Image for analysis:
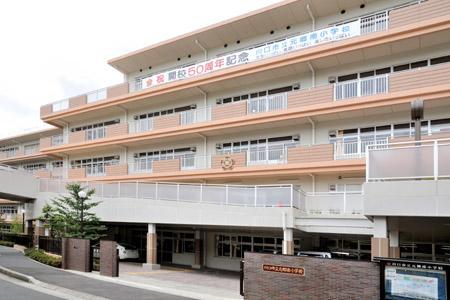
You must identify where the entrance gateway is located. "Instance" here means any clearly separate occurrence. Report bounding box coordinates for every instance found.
[242,253,450,299]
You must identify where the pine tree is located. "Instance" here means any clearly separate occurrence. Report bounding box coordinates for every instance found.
[39,183,106,240]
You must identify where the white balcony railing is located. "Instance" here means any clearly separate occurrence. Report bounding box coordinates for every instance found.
[247,93,288,114]
[129,160,153,174]
[51,134,64,146]
[85,127,106,141]
[359,11,388,35]
[303,192,364,215]
[85,164,107,177]
[180,155,210,170]
[86,88,107,103]
[130,118,154,134]
[334,74,389,100]
[24,144,39,156]
[367,138,450,181]
[334,138,389,159]
[180,107,212,125]
[247,147,289,166]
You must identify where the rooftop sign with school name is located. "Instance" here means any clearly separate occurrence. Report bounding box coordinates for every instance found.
[140,20,361,89]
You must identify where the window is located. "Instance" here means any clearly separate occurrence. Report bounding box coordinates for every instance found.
[217,136,299,154]
[393,64,409,72]
[23,163,47,171]
[52,99,69,112]
[70,119,119,133]
[216,85,297,105]
[411,60,428,69]
[430,55,450,65]
[430,118,450,133]
[24,143,39,155]
[70,156,119,176]
[0,205,18,214]
[174,233,195,254]
[133,105,195,121]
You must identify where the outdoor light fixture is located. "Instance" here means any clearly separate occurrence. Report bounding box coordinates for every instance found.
[78,190,87,199]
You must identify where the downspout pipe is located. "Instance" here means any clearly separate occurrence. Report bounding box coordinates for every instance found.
[307,117,315,145]
[195,39,208,61]
[306,4,315,31]
[307,61,316,88]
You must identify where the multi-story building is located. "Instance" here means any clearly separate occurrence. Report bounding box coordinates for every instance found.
[1,0,449,270]
[0,199,24,232]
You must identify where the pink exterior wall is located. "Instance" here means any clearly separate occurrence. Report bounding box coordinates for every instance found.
[106,123,128,138]
[389,0,450,29]
[106,83,129,99]
[288,144,334,164]
[69,95,87,109]
[68,168,86,179]
[211,152,247,169]
[105,164,128,177]
[153,114,180,130]
[152,159,181,173]
[39,137,52,149]
[390,63,450,93]
[69,131,85,144]
[212,101,247,121]
[288,85,333,109]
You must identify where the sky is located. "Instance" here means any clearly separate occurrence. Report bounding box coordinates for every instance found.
[0,0,280,138]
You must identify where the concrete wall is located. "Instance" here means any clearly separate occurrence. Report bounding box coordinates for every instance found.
[243,252,379,300]
[0,168,39,199]
[364,180,450,217]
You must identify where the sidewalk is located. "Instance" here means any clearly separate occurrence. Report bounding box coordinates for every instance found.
[0,246,243,300]
[0,246,191,300]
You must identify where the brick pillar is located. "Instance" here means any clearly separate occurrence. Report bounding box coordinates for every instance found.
[282,228,294,255]
[192,230,202,269]
[371,216,389,260]
[389,230,400,258]
[143,224,160,270]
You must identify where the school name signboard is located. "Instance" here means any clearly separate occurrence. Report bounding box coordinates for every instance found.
[140,20,361,89]
[262,264,305,276]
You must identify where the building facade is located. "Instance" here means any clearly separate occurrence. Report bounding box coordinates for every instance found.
[1,0,450,270]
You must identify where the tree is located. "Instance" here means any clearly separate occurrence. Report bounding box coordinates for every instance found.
[10,215,24,234]
[39,183,106,240]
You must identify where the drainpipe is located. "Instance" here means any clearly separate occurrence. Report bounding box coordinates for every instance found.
[195,39,208,61]
[307,61,316,88]
[308,174,315,194]
[117,105,128,123]
[306,4,315,31]
[197,133,207,167]
[196,87,208,109]
[307,117,315,145]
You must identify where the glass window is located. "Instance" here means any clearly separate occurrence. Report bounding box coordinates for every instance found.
[430,55,450,65]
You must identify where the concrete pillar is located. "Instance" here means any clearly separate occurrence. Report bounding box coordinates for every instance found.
[389,230,400,258]
[33,220,45,248]
[143,224,160,270]
[192,230,202,269]
[282,228,294,255]
[371,217,389,260]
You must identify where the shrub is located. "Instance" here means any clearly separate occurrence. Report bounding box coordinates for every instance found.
[24,248,62,268]
[0,240,14,247]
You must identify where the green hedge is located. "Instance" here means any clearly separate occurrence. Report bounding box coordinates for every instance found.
[0,240,14,247]
[24,248,62,268]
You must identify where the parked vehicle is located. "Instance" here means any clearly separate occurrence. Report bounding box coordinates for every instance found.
[92,242,139,260]
[297,251,332,258]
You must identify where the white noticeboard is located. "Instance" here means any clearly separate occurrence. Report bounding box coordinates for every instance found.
[389,270,439,300]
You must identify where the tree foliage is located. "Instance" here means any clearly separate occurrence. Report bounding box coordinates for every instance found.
[39,183,106,240]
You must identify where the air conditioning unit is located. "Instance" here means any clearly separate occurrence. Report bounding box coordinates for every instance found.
[329,184,337,192]
[216,143,222,150]
[216,99,222,104]
[292,135,300,142]
[328,130,337,138]
[293,83,300,90]
[328,76,336,84]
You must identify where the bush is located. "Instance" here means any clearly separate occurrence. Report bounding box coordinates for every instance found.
[24,248,62,268]
[0,240,14,247]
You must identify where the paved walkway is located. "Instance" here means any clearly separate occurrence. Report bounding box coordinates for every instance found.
[0,246,191,300]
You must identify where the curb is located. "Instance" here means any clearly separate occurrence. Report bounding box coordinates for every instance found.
[0,265,36,283]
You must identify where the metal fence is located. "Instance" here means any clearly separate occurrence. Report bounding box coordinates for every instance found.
[334,74,389,100]
[0,232,33,248]
[38,236,62,255]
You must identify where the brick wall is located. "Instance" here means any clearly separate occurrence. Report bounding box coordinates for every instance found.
[106,83,129,99]
[244,252,379,300]
[69,95,87,109]
[68,167,86,179]
[69,131,85,144]
[212,101,247,121]
[100,240,118,277]
[390,63,450,93]
[211,152,247,169]
[389,0,449,29]
[288,85,333,109]
[105,164,128,177]
[152,159,180,173]
[153,114,180,130]
[106,123,128,138]
[287,144,333,164]
[62,238,91,272]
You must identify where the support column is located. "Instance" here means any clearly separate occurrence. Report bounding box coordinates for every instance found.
[143,224,160,270]
[282,228,294,255]
[371,216,389,260]
[33,220,45,248]
[389,230,400,258]
[192,230,203,269]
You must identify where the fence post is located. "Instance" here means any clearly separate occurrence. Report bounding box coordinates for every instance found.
[155,182,158,200]
[254,186,258,207]
[200,184,203,203]
[118,182,121,197]
[343,191,347,214]
[136,181,139,199]
[225,185,229,205]
[290,185,294,208]
[434,140,439,180]
[177,184,180,202]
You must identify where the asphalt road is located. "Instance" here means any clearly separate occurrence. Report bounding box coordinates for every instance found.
[0,276,62,300]
[0,246,192,300]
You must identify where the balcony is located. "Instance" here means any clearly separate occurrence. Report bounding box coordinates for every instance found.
[364,138,450,217]
[40,60,450,153]
[39,5,404,118]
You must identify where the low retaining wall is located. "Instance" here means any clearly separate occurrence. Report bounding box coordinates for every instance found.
[243,252,379,300]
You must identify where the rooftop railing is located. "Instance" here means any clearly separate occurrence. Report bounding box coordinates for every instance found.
[366,138,450,181]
